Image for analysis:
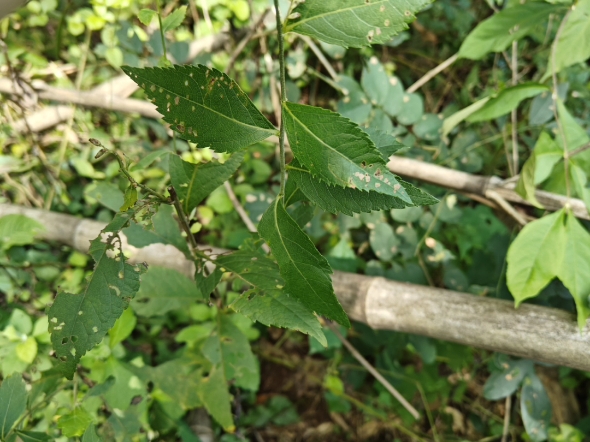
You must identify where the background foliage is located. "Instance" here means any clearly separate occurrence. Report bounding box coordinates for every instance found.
[1,0,590,440]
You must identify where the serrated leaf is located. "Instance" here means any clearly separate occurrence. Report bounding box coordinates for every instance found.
[199,365,234,432]
[122,65,276,153]
[195,267,222,299]
[0,374,27,439]
[169,152,244,213]
[361,126,406,159]
[467,83,549,122]
[123,204,189,256]
[161,5,186,32]
[217,250,326,345]
[548,0,590,78]
[14,430,52,442]
[57,407,93,437]
[0,214,44,250]
[286,0,432,48]
[459,3,564,60]
[202,315,259,390]
[120,185,138,212]
[289,161,436,216]
[258,198,350,327]
[521,373,552,442]
[131,266,202,317]
[283,102,411,203]
[48,212,143,379]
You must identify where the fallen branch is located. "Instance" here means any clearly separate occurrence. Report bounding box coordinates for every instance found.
[2,203,589,371]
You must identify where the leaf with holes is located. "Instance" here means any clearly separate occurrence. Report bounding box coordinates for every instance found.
[217,250,327,345]
[286,0,432,48]
[283,102,412,203]
[48,212,144,379]
[122,65,277,153]
[258,198,350,327]
[289,160,436,215]
[169,152,244,213]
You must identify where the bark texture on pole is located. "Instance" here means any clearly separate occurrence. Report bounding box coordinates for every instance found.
[2,203,589,371]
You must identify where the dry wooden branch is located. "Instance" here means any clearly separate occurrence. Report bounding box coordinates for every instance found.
[2,203,590,371]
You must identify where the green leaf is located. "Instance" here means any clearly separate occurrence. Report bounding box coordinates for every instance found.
[161,5,186,32]
[507,210,566,308]
[84,182,124,212]
[370,222,399,261]
[283,102,411,203]
[57,407,93,437]
[557,101,590,165]
[195,267,222,299]
[483,359,533,400]
[131,266,202,317]
[48,212,143,379]
[396,93,424,126]
[516,145,543,208]
[123,204,189,256]
[361,57,390,107]
[458,3,564,59]
[218,250,326,345]
[549,0,590,78]
[571,165,590,213]
[467,83,549,123]
[442,96,490,139]
[0,374,27,439]
[202,315,259,390]
[122,65,276,152]
[532,132,563,184]
[109,307,136,348]
[169,152,244,213]
[199,365,234,432]
[507,209,590,328]
[0,215,44,250]
[521,373,552,442]
[120,185,138,212]
[138,9,156,26]
[286,0,433,48]
[152,359,202,409]
[14,430,52,442]
[81,425,101,442]
[289,161,436,215]
[258,198,350,327]
[361,126,406,159]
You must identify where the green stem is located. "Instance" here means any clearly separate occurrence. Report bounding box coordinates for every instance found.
[273,0,287,199]
[156,0,168,62]
[168,186,206,261]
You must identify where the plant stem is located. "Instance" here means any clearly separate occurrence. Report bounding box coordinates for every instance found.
[273,0,287,199]
[168,186,203,261]
[156,0,168,62]
[109,150,169,203]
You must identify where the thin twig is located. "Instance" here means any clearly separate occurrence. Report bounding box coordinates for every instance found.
[501,395,512,442]
[226,9,270,74]
[569,142,590,158]
[327,323,421,420]
[511,41,519,175]
[485,190,528,226]
[298,34,338,81]
[407,53,458,94]
[273,0,287,199]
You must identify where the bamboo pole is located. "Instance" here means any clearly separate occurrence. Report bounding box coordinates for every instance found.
[2,203,589,371]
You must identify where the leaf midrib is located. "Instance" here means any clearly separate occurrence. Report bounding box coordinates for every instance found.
[287,0,391,30]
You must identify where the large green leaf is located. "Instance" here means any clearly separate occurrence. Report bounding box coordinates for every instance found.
[289,160,437,215]
[532,132,563,185]
[283,102,411,204]
[258,198,350,327]
[0,215,44,250]
[467,83,549,122]
[202,315,259,390]
[217,250,327,345]
[507,209,590,328]
[48,212,143,379]
[131,266,202,317]
[57,407,93,437]
[286,0,432,48]
[199,365,234,432]
[169,152,244,213]
[549,0,590,78]
[0,374,27,439]
[458,3,565,60]
[122,65,276,152]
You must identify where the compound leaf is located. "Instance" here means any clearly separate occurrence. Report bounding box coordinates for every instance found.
[286,0,432,48]
[48,212,143,379]
[169,152,244,213]
[0,374,27,439]
[217,250,326,345]
[289,160,436,215]
[283,102,411,203]
[258,198,350,327]
[459,3,564,60]
[122,65,276,153]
